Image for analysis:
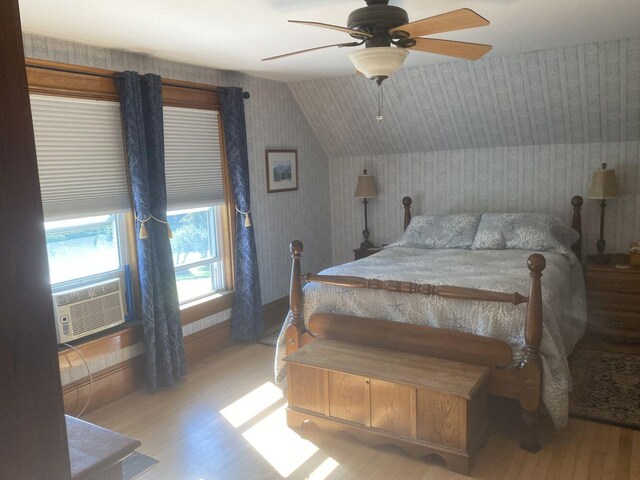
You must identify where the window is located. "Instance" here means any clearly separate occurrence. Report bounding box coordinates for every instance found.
[30,93,132,301]
[167,206,225,303]
[45,214,127,288]
[27,61,233,337]
[163,105,229,305]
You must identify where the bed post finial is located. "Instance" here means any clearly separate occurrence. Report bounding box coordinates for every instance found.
[290,241,304,330]
[525,254,545,350]
[402,196,412,231]
[519,253,545,453]
[571,196,583,259]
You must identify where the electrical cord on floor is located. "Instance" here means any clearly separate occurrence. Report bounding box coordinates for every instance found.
[63,342,93,418]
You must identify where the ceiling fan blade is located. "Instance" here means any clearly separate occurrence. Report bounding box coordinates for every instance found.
[390,8,489,38]
[262,42,360,61]
[408,38,492,60]
[288,20,372,38]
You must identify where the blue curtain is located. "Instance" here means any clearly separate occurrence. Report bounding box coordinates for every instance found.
[220,88,263,341]
[117,71,186,391]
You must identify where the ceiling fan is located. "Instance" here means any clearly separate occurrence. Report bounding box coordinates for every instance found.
[262,0,492,85]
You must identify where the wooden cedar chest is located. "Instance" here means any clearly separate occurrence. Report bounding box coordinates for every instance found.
[284,339,489,474]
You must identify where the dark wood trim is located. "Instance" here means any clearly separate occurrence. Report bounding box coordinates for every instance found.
[163,80,220,110]
[184,321,233,366]
[25,58,221,109]
[59,323,144,370]
[571,195,583,259]
[263,296,290,331]
[63,356,146,417]
[218,114,236,291]
[180,291,235,326]
[63,321,232,415]
[27,59,120,101]
[403,196,412,230]
[60,294,289,415]
[58,290,235,367]
[304,273,528,305]
[1,3,71,477]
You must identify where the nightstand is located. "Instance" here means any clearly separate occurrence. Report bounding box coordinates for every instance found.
[354,247,382,260]
[584,254,640,342]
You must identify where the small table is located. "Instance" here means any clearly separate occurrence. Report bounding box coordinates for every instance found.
[354,247,382,260]
[67,415,140,480]
[584,253,640,342]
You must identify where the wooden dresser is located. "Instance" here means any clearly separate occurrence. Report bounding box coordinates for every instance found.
[584,254,640,342]
[284,339,489,474]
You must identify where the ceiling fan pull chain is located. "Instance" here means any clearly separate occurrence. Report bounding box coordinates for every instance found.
[376,82,384,122]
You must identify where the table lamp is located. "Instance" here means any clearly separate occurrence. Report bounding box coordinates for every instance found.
[587,163,619,261]
[355,169,378,250]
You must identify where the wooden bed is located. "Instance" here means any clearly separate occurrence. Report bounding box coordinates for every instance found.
[285,195,584,453]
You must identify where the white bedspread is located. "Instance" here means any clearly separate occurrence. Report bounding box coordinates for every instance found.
[275,247,587,428]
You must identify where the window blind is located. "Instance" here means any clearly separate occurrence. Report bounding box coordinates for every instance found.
[163,106,225,209]
[30,95,130,219]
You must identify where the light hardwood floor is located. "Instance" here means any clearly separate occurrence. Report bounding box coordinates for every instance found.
[86,343,640,480]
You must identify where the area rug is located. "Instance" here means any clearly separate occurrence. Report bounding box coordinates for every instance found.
[122,451,159,480]
[569,349,640,430]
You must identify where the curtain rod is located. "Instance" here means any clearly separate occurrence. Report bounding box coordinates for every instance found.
[28,63,251,99]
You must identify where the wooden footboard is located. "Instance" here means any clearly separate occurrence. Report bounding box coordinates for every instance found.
[285,195,584,453]
[286,240,546,451]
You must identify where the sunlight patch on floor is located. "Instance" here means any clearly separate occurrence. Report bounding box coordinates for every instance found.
[220,381,283,428]
[242,405,319,477]
[306,457,340,480]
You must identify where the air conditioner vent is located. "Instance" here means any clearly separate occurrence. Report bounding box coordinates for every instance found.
[53,278,125,343]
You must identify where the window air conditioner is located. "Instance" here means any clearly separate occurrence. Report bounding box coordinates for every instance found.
[53,278,125,343]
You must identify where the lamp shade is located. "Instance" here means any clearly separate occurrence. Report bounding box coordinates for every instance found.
[355,170,377,198]
[349,47,408,80]
[587,166,619,199]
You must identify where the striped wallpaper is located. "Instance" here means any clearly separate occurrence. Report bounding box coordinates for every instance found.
[329,142,640,265]
[286,37,640,265]
[289,37,640,157]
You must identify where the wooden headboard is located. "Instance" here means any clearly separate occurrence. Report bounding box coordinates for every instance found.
[401,195,584,259]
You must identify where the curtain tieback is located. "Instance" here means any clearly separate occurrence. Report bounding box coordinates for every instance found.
[235,206,252,227]
[135,213,173,239]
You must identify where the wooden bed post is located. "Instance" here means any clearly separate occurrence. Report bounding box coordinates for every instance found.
[571,195,583,259]
[519,253,546,453]
[402,196,412,231]
[286,240,305,355]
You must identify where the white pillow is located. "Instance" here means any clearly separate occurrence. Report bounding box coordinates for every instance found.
[471,213,579,252]
[388,214,481,249]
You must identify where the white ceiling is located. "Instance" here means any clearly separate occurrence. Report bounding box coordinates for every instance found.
[18,0,640,82]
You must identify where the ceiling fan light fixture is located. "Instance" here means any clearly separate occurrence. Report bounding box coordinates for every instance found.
[348,47,408,83]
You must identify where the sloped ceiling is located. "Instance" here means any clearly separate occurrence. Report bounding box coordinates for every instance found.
[288,37,640,157]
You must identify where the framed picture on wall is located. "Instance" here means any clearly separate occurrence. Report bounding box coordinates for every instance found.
[265,149,298,193]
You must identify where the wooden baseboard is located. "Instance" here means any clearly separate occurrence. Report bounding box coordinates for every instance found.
[184,320,233,366]
[63,355,146,416]
[62,295,288,416]
[263,296,289,332]
[63,321,230,415]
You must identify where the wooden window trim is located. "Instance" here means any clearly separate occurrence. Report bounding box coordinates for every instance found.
[27,58,236,329]
[180,290,235,326]
[25,58,221,109]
